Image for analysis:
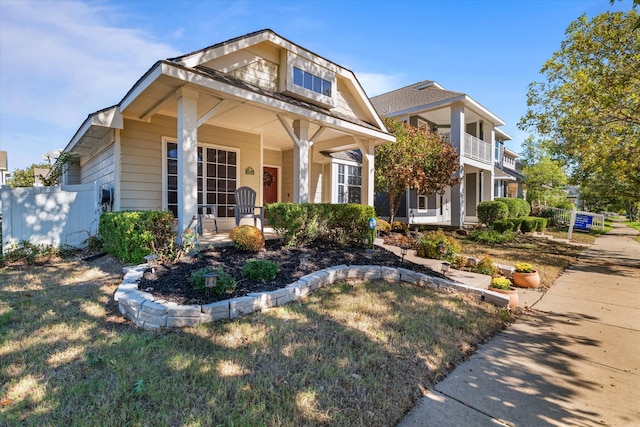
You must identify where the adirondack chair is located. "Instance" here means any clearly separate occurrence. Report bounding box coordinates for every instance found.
[234,186,264,231]
[197,205,218,235]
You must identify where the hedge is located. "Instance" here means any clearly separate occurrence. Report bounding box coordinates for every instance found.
[520,216,538,233]
[493,219,514,233]
[477,201,508,226]
[266,203,376,246]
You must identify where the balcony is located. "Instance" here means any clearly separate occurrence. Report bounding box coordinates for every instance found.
[439,132,492,165]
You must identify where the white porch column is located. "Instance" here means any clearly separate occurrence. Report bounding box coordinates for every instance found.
[293,119,310,203]
[356,138,375,206]
[176,87,199,236]
[488,128,496,201]
[450,104,465,227]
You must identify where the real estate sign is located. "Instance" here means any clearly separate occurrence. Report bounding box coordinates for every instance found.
[574,214,593,230]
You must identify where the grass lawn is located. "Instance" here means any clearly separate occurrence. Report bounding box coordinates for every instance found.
[1,256,506,426]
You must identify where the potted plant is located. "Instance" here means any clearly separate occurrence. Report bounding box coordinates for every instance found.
[512,262,540,288]
[488,277,519,309]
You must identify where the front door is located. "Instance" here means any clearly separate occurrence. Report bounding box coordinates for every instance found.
[263,167,278,207]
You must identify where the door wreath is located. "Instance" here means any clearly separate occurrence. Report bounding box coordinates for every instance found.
[263,170,274,188]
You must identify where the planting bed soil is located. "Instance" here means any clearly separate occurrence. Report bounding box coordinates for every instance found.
[138,239,444,305]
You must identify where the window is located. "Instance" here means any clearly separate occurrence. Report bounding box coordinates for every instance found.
[418,195,427,210]
[337,164,361,204]
[166,142,237,218]
[293,67,332,96]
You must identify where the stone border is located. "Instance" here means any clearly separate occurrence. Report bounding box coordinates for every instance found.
[115,264,510,330]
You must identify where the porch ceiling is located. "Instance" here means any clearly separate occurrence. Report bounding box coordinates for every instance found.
[414,105,483,128]
[119,68,384,153]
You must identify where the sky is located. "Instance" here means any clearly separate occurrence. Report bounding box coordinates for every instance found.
[0,0,634,174]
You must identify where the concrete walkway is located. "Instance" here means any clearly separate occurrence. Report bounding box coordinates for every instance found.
[399,220,640,426]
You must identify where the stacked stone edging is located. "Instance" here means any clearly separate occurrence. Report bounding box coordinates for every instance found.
[115,264,510,330]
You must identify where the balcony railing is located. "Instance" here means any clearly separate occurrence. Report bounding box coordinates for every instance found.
[463,133,492,164]
[439,132,492,164]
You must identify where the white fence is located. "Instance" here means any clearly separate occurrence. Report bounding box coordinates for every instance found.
[544,206,605,231]
[1,183,100,253]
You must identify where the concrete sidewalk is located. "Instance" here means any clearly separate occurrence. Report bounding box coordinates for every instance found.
[399,220,640,426]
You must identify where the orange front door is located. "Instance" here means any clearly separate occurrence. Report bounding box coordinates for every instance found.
[263,167,278,207]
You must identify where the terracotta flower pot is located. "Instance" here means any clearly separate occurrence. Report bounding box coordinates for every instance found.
[512,271,540,288]
[488,286,519,309]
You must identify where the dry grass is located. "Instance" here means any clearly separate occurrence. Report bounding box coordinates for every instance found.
[0,256,507,426]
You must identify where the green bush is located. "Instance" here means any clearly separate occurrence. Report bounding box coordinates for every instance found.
[534,217,548,232]
[229,225,265,252]
[390,221,409,233]
[469,230,516,244]
[506,217,523,232]
[266,203,376,246]
[469,255,497,276]
[242,259,279,282]
[514,198,531,217]
[493,219,514,233]
[190,267,237,295]
[415,229,461,262]
[99,211,176,264]
[477,201,508,226]
[495,198,519,218]
[520,217,538,233]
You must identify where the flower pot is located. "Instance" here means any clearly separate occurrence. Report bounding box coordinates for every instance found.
[488,286,519,309]
[512,271,540,288]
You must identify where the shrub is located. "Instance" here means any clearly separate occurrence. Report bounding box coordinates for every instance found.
[377,219,391,233]
[415,229,461,262]
[506,217,523,232]
[520,217,538,233]
[267,203,376,246]
[534,217,548,232]
[470,255,497,276]
[99,211,176,263]
[495,198,519,218]
[390,221,409,233]
[469,230,516,244]
[493,219,514,233]
[477,201,508,226]
[491,277,512,290]
[229,225,265,252]
[513,198,531,217]
[241,259,279,282]
[451,255,468,270]
[190,267,237,295]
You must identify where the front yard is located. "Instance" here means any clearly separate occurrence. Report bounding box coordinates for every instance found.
[0,229,592,426]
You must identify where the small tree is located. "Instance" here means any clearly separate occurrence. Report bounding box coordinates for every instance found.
[8,163,49,188]
[376,117,460,223]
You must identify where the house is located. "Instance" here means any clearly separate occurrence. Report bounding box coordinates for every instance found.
[370,80,512,227]
[0,151,8,186]
[494,142,524,199]
[55,29,394,234]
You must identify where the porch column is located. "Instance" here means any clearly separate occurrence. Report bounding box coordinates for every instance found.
[450,104,465,227]
[176,87,199,237]
[488,128,496,201]
[293,119,310,203]
[356,138,375,206]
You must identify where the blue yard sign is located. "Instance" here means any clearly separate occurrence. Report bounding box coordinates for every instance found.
[574,214,593,230]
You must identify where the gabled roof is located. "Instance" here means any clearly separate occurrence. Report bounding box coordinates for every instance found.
[371,80,506,127]
[370,80,465,115]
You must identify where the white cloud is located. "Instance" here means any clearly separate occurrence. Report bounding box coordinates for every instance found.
[355,71,405,97]
[0,0,179,169]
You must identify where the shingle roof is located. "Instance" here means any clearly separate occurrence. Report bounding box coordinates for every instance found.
[370,80,465,115]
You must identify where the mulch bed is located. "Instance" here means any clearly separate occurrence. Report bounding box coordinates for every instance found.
[138,239,444,305]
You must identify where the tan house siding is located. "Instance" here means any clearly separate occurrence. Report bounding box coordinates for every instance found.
[310,161,323,203]
[282,149,294,203]
[81,142,115,186]
[263,149,282,167]
[229,59,279,91]
[118,115,263,211]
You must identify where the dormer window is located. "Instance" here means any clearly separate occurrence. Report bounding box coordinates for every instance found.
[280,52,336,108]
[293,67,332,97]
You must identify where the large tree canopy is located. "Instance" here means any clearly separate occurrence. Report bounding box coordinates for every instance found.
[375,117,460,223]
[519,10,640,208]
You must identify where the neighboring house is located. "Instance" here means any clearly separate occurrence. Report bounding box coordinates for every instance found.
[0,151,8,186]
[54,29,394,233]
[494,142,524,199]
[371,80,512,227]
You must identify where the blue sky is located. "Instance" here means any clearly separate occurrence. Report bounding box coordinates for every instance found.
[0,0,633,173]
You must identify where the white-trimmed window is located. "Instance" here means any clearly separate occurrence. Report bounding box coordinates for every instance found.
[166,142,238,218]
[281,52,336,108]
[337,164,361,204]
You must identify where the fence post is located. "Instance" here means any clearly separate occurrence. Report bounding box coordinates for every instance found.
[568,207,577,241]
[1,185,12,254]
